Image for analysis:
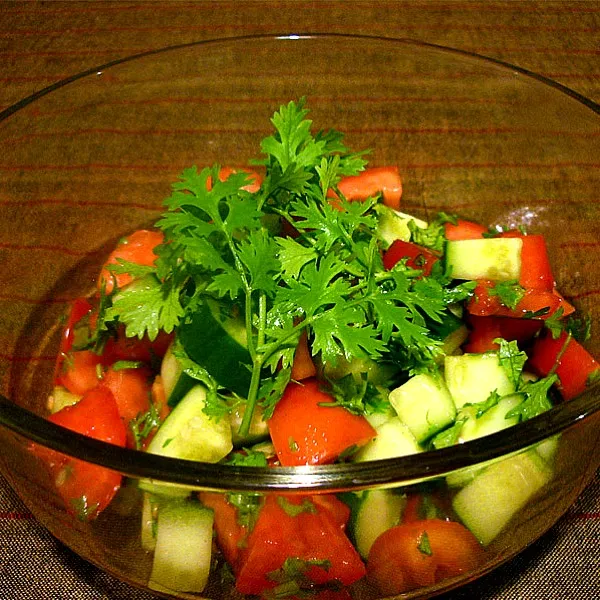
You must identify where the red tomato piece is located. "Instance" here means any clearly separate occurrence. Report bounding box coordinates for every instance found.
[467,281,567,320]
[367,519,484,596]
[199,492,249,569]
[444,219,487,241]
[212,166,263,193]
[527,330,600,400]
[103,325,173,364]
[498,231,555,291]
[328,166,402,209]
[383,239,439,276]
[56,349,104,395]
[290,330,317,381]
[463,315,543,353]
[235,495,366,595]
[98,229,164,294]
[268,379,376,466]
[102,365,153,447]
[38,386,126,519]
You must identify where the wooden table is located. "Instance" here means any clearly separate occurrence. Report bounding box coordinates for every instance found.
[1,2,598,599]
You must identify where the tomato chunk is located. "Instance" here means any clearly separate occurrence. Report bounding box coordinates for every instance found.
[444,219,487,241]
[55,349,104,395]
[367,519,484,595]
[37,386,127,519]
[328,166,402,209]
[269,379,376,466]
[463,315,543,353]
[98,229,163,294]
[290,330,317,381]
[102,365,153,447]
[498,231,555,291]
[528,330,600,400]
[383,239,439,276]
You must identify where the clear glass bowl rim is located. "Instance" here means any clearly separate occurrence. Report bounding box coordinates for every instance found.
[0,33,599,493]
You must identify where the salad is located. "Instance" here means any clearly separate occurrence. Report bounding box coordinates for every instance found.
[38,99,599,598]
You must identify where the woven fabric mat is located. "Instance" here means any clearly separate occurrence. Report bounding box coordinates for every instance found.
[0,2,598,599]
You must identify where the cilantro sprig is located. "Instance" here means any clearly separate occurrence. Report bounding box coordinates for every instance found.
[98,99,457,435]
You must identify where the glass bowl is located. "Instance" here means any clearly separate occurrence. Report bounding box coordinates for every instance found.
[0,34,599,599]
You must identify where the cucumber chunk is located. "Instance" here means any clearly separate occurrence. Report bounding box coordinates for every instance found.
[376,205,427,247]
[146,385,233,462]
[149,500,214,594]
[444,353,515,408]
[160,342,195,407]
[389,372,456,443]
[141,492,158,552]
[452,450,552,545]
[352,489,407,559]
[445,237,523,281]
[445,393,524,488]
[354,417,422,462]
[459,393,523,443]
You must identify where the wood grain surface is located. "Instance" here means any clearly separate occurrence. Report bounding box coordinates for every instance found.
[0,2,598,600]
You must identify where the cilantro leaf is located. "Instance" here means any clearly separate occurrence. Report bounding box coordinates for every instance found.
[506,375,556,422]
[488,280,525,310]
[496,338,527,388]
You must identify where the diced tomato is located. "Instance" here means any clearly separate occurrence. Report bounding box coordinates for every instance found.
[55,349,104,395]
[527,330,600,400]
[102,365,153,447]
[498,231,554,291]
[290,331,317,381]
[463,315,543,353]
[367,519,484,596]
[268,378,376,466]
[98,229,164,294]
[199,492,249,568]
[103,325,173,364]
[327,167,402,210]
[383,239,439,276]
[211,166,263,193]
[235,495,366,595]
[311,494,352,531]
[444,219,487,241]
[59,298,94,355]
[53,298,95,382]
[37,386,126,519]
[467,281,568,320]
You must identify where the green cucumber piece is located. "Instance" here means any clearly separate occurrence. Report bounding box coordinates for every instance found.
[452,450,553,545]
[389,372,456,443]
[141,492,158,552]
[321,355,397,386]
[149,500,214,594]
[376,205,427,247]
[179,300,252,398]
[460,393,523,442]
[444,353,515,409]
[146,385,233,462]
[352,489,406,559]
[445,393,524,488]
[229,404,270,447]
[354,416,422,462]
[445,237,523,281]
[160,342,195,407]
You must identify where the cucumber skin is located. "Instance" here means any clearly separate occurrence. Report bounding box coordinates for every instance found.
[179,301,253,398]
